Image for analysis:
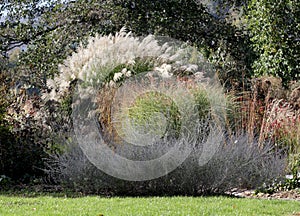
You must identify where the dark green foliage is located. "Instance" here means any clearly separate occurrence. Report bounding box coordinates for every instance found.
[0,120,47,181]
[0,68,13,178]
[247,0,300,87]
[116,0,255,89]
[1,0,126,87]
[0,175,12,190]
[1,0,255,89]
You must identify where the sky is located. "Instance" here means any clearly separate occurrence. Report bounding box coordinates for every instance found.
[0,0,69,22]
[0,6,7,23]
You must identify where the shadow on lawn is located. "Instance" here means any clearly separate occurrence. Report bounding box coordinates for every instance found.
[0,184,243,199]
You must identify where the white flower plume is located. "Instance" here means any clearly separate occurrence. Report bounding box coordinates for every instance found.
[43,27,212,101]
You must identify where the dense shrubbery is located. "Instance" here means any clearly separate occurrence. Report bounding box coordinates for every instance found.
[0,0,299,195]
[0,60,55,181]
[0,69,13,179]
[46,131,285,195]
[40,30,287,195]
[247,0,300,86]
[1,0,256,90]
[0,72,48,181]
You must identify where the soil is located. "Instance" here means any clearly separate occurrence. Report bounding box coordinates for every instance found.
[226,188,300,201]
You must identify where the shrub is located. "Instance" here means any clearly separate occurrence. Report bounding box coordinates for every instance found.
[0,175,12,190]
[0,76,46,180]
[46,129,286,195]
[126,91,182,139]
[0,70,16,179]
[3,104,48,181]
[247,0,300,86]
[114,79,214,141]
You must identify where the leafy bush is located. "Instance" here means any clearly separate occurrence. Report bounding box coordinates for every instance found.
[0,175,12,190]
[0,70,58,181]
[0,77,45,180]
[247,0,300,86]
[0,70,14,178]
[2,109,48,181]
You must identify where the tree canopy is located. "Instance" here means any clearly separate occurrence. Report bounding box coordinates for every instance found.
[247,0,300,86]
[1,0,255,89]
[1,0,126,85]
[0,0,299,88]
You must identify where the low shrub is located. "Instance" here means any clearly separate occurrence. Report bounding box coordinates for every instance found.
[1,79,61,181]
[46,130,286,195]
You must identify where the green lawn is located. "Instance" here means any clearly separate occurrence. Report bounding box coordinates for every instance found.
[0,195,300,216]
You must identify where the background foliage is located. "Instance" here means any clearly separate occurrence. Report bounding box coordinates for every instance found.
[247,0,300,87]
[1,0,255,89]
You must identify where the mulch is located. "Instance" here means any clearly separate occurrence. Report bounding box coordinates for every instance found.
[226,188,300,201]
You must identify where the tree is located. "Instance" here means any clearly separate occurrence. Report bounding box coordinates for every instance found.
[1,0,126,86]
[1,0,254,89]
[115,0,255,89]
[247,0,300,87]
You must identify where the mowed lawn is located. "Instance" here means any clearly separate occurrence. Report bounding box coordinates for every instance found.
[1,195,300,216]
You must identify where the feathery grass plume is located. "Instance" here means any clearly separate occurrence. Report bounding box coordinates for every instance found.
[44,27,177,101]
[43,27,219,102]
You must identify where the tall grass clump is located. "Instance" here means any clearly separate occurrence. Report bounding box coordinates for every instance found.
[260,99,300,176]
[226,76,300,191]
